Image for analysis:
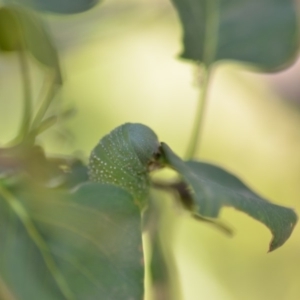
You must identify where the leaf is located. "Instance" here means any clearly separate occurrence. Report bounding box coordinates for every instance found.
[11,0,100,14]
[0,182,144,299]
[0,7,21,51]
[0,5,62,83]
[0,275,15,300]
[161,143,298,251]
[63,159,89,188]
[170,0,299,70]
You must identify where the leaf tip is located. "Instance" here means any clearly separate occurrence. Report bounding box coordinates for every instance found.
[268,209,298,252]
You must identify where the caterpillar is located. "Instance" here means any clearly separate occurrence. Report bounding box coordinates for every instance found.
[88,123,162,207]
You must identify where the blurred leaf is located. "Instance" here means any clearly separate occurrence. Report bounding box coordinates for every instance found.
[0,144,88,189]
[0,275,15,300]
[0,7,21,51]
[0,182,144,299]
[63,159,89,188]
[0,145,65,185]
[161,143,298,251]
[11,0,100,14]
[0,5,62,82]
[171,0,299,70]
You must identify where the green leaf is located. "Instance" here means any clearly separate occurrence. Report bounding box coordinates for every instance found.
[0,7,21,51]
[63,159,89,188]
[0,182,144,299]
[11,0,100,14]
[161,143,298,251]
[171,0,299,70]
[0,5,62,82]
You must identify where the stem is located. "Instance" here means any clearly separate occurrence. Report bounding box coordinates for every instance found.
[185,65,211,159]
[17,49,32,141]
[185,0,219,159]
[31,71,59,131]
[147,195,182,300]
[0,184,74,300]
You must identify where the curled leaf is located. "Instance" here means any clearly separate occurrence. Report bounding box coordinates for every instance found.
[161,142,298,251]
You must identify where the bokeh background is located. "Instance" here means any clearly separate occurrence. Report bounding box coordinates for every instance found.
[1,0,300,299]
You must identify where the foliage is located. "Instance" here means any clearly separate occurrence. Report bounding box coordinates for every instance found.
[171,0,298,70]
[0,0,299,299]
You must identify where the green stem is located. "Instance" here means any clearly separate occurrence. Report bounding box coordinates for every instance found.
[31,71,59,131]
[185,66,211,159]
[17,49,32,141]
[185,0,219,159]
[0,184,74,300]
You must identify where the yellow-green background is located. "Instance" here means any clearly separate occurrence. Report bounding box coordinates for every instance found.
[1,0,300,299]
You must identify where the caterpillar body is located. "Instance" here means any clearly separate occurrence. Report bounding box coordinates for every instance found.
[89,123,161,207]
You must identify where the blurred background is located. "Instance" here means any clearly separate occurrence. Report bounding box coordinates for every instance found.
[1,0,300,299]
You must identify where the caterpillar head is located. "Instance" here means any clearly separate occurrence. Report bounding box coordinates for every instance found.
[126,123,160,165]
[88,123,162,207]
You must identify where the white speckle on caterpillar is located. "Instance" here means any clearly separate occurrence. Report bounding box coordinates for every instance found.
[88,123,161,206]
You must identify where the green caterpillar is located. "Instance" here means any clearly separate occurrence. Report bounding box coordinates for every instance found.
[89,123,161,207]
